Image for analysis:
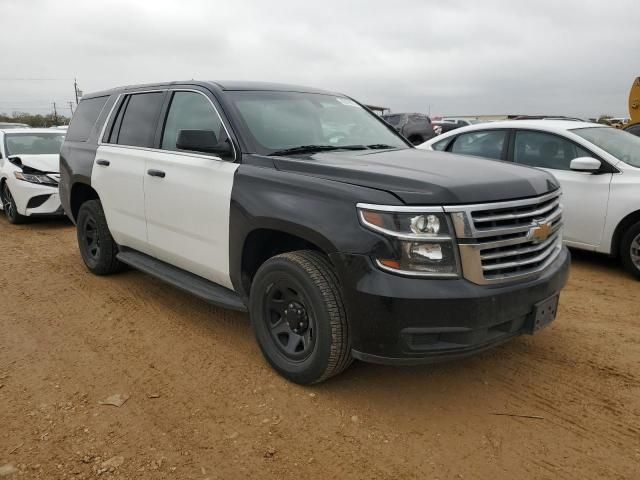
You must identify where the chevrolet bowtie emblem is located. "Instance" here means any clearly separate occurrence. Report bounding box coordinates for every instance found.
[529,221,552,243]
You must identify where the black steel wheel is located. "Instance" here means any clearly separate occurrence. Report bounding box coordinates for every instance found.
[1,182,26,224]
[76,199,123,275]
[250,250,352,384]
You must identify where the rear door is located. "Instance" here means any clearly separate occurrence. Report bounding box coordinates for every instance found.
[511,129,612,248]
[143,90,238,289]
[92,91,165,253]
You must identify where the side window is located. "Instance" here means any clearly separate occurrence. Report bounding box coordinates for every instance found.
[66,96,108,142]
[432,138,450,151]
[450,130,506,160]
[626,125,640,137]
[110,92,164,148]
[161,91,228,156]
[514,130,593,171]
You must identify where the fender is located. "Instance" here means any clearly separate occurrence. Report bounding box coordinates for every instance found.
[228,159,402,296]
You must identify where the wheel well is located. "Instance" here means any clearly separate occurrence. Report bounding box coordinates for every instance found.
[241,229,323,295]
[611,210,640,257]
[70,183,99,221]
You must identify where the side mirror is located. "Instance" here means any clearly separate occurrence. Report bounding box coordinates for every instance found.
[176,130,232,158]
[570,157,601,173]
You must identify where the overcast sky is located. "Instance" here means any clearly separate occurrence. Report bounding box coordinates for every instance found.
[2,0,637,118]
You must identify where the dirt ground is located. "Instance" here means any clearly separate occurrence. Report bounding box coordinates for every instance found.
[0,216,638,480]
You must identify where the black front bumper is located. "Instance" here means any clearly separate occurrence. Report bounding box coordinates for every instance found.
[329,246,570,365]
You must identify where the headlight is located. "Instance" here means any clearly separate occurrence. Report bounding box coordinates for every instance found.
[14,171,58,186]
[357,204,460,277]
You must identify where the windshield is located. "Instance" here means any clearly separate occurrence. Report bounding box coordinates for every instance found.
[227,91,408,154]
[5,132,65,156]
[572,127,640,168]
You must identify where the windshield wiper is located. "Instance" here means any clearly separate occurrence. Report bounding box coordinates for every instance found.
[366,144,398,150]
[268,145,368,156]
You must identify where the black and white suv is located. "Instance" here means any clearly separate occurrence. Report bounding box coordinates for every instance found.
[60,81,570,384]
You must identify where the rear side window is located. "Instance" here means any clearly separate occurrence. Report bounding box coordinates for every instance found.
[109,92,164,148]
[66,96,108,142]
[450,130,506,160]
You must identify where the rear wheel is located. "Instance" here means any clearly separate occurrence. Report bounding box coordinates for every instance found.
[621,221,640,280]
[1,182,27,224]
[76,199,123,275]
[249,250,352,384]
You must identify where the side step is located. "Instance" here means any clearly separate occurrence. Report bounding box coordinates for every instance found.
[116,249,247,312]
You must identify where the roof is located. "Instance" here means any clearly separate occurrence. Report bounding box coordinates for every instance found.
[83,80,339,99]
[451,119,604,133]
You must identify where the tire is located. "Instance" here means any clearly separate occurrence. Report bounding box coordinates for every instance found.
[249,250,352,384]
[620,220,640,280]
[76,199,123,275]
[1,182,27,224]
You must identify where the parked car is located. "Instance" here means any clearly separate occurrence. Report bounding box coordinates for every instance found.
[381,113,437,145]
[419,120,640,278]
[60,81,569,384]
[441,117,484,127]
[0,122,30,129]
[432,121,462,135]
[0,128,66,223]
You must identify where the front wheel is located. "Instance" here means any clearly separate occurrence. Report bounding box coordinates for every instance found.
[249,250,352,384]
[621,221,640,280]
[1,182,27,224]
[76,199,123,275]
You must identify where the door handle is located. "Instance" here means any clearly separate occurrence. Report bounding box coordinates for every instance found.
[147,169,166,178]
[96,160,110,166]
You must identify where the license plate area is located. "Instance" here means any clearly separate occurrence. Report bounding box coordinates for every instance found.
[529,294,559,334]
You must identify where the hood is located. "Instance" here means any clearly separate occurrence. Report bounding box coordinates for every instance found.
[10,154,60,173]
[270,148,559,205]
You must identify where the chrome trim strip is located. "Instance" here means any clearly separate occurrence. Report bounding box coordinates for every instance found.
[472,198,560,223]
[97,88,237,162]
[442,189,561,214]
[480,231,560,260]
[356,203,445,213]
[482,241,559,271]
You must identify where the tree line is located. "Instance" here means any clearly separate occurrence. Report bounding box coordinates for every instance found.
[0,112,70,128]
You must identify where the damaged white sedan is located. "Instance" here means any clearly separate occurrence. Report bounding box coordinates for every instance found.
[0,128,65,223]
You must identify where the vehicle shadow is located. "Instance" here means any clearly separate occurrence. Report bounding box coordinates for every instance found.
[0,214,73,230]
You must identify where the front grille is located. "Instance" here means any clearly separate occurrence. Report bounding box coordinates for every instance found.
[445,190,563,285]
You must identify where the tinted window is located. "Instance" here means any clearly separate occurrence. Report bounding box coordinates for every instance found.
[514,130,593,170]
[625,124,640,137]
[66,96,108,142]
[113,92,164,148]
[161,91,226,155]
[450,130,506,160]
[432,138,450,151]
[573,126,640,168]
[382,114,406,127]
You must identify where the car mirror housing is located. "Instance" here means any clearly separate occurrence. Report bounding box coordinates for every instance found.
[570,157,601,173]
[176,129,232,158]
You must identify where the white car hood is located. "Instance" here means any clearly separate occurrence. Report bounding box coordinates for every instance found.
[12,154,60,173]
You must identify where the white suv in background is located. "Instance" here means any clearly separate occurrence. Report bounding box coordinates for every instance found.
[419,120,640,278]
[0,128,66,223]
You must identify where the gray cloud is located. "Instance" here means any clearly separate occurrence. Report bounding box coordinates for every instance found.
[2,0,637,118]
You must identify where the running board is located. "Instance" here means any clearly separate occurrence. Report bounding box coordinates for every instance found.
[116,249,247,312]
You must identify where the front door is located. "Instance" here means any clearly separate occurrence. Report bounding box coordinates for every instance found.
[143,90,238,290]
[512,129,612,248]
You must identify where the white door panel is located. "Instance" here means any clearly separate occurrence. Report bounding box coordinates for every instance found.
[92,145,152,254]
[143,150,238,290]
[543,168,612,247]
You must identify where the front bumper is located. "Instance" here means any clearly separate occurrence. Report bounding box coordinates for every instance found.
[6,178,63,217]
[329,246,570,365]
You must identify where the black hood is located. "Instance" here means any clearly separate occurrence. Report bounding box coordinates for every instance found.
[270,148,559,205]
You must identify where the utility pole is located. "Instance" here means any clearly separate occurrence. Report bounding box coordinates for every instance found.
[52,102,58,125]
[74,78,80,104]
[68,101,74,117]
